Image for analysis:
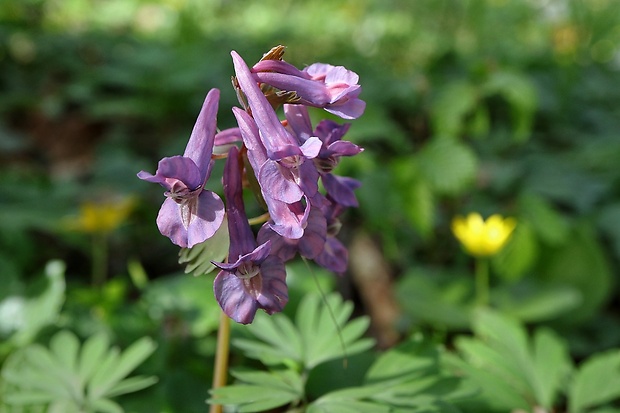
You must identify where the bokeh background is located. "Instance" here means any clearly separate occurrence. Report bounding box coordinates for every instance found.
[2,0,620,411]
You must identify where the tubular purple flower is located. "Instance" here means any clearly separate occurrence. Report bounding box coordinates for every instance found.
[212,146,288,324]
[232,107,310,239]
[314,197,350,274]
[231,51,321,204]
[137,89,225,248]
[284,104,363,207]
[257,203,327,262]
[252,61,366,120]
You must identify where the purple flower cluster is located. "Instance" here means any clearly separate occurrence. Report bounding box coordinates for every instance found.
[138,46,364,324]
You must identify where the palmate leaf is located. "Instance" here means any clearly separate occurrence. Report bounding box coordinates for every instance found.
[178,216,229,276]
[569,350,620,413]
[208,369,303,413]
[307,384,391,413]
[365,336,474,412]
[232,293,374,370]
[88,336,157,400]
[450,309,572,411]
[1,330,157,413]
[0,261,66,348]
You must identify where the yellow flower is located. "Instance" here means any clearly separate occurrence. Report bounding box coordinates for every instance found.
[66,198,135,234]
[451,212,516,257]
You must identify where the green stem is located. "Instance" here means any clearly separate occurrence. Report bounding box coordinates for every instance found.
[475,257,490,307]
[92,232,108,287]
[210,309,231,413]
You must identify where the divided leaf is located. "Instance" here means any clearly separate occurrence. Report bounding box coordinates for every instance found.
[569,350,620,413]
[208,369,303,413]
[452,309,571,411]
[233,293,374,371]
[1,330,157,413]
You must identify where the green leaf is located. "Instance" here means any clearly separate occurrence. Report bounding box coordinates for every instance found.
[50,331,80,376]
[416,137,478,196]
[21,345,75,398]
[531,328,572,409]
[492,220,538,281]
[445,352,530,412]
[4,260,66,347]
[233,313,303,367]
[467,106,490,139]
[395,268,474,329]
[569,350,620,413]
[472,310,532,377]
[90,397,123,413]
[482,70,537,142]
[105,375,159,398]
[86,347,120,400]
[231,369,304,394]
[452,310,571,411]
[178,216,229,276]
[3,391,58,405]
[540,222,613,324]
[519,193,570,246]
[404,177,435,238]
[88,336,156,399]
[309,385,391,413]
[493,280,582,323]
[431,80,479,138]
[208,369,303,413]
[235,293,373,371]
[1,331,157,411]
[308,399,390,413]
[142,273,221,336]
[78,332,110,383]
[366,336,439,385]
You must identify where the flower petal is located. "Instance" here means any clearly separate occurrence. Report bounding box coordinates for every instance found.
[259,160,304,203]
[186,190,225,247]
[183,89,219,179]
[255,255,289,314]
[213,271,259,324]
[315,237,348,274]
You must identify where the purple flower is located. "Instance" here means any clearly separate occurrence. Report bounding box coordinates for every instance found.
[212,146,288,324]
[232,51,321,204]
[252,59,366,120]
[314,197,351,274]
[284,104,363,207]
[137,89,225,248]
[257,202,327,262]
[232,106,310,239]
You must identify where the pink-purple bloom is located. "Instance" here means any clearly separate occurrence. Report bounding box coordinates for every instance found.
[138,46,365,324]
[232,51,321,204]
[284,104,363,207]
[232,106,310,239]
[137,89,225,248]
[252,59,366,120]
[212,146,288,324]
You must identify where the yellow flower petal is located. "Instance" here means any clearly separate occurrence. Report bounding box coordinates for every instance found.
[65,197,135,234]
[451,212,516,257]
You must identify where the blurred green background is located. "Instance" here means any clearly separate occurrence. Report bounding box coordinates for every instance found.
[2,0,620,411]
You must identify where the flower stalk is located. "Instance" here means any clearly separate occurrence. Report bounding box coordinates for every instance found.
[210,309,231,413]
[475,257,490,307]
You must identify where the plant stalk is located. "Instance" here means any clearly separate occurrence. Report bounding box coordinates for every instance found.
[92,232,108,287]
[475,257,490,307]
[210,309,231,413]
